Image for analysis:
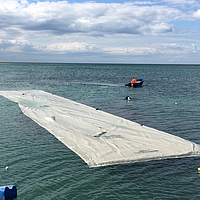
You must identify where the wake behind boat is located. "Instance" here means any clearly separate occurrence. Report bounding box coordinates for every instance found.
[125,79,144,87]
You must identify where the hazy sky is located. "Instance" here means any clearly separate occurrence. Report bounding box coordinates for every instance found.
[0,0,200,63]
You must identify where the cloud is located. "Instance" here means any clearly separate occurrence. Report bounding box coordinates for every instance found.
[44,42,98,52]
[133,1,156,5]
[103,46,156,55]
[0,0,199,63]
[193,9,200,18]
[0,38,197,58]
[0,1,185,38]
[161,0,200,10]
[0,39,38,52]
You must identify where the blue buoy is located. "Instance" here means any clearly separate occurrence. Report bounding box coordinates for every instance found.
[0,185,17,199]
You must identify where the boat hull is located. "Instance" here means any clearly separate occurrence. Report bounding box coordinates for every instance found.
[125,79,144,87]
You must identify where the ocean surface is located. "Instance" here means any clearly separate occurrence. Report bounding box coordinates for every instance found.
[0,63,199,199]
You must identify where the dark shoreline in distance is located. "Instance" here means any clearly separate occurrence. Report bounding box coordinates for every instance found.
[0,62,199,66]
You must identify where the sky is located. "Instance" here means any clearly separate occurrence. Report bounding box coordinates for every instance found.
[0,0,200,64]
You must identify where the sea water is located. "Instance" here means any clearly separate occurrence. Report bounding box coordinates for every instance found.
[0,63,199,199]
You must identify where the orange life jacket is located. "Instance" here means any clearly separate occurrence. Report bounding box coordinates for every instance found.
[131,78,136,84]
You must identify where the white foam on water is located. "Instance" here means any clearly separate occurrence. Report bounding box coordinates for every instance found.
[0,90,200,168]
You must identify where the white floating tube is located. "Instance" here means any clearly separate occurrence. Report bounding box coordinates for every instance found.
[0,90,200,168]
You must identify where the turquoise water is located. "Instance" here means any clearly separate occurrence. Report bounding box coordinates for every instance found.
[0,63,200,199]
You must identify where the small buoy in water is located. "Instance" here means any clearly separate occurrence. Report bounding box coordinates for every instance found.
[175,102,177,104]
[5,166,8,170]
[125,96,131,100]
[198,168,200,172]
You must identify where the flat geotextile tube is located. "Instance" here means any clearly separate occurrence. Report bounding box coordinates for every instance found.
[0,90,200,168]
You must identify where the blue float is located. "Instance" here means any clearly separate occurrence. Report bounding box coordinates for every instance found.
[0,185,17,200]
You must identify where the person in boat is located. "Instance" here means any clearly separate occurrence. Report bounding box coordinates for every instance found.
[131,77,137,86]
